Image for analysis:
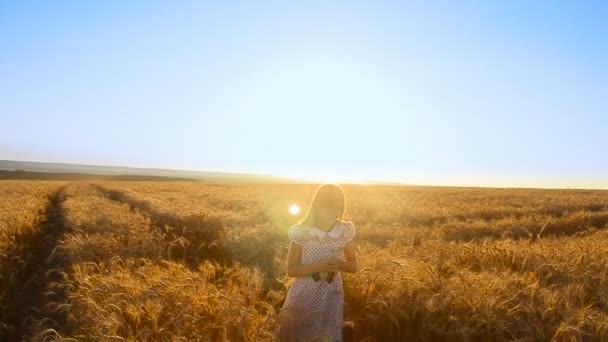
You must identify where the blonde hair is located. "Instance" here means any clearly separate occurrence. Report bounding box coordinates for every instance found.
[298,183,347,227]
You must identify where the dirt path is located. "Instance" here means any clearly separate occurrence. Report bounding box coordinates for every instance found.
[93,184,230,268]
[4,185,73,341]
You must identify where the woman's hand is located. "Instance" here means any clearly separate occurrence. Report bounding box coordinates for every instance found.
[324,253,358,274]
[316,258,340,273]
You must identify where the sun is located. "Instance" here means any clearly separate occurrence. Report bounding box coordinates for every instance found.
[289,204,300,216]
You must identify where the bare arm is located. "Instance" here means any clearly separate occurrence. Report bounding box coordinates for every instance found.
[286,242,317,277]
[337,242,358,273]
[286,242,338,277]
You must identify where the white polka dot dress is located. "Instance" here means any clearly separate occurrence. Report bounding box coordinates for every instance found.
[276,220,356,342]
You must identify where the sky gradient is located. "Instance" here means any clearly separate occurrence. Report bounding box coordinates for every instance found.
[1,1,607,188]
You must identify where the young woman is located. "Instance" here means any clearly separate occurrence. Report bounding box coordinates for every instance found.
[275,183,358,342]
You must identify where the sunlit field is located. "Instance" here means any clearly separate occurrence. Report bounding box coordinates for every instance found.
[2,180,608,341]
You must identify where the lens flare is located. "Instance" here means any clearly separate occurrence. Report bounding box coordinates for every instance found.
[289,204,300,215]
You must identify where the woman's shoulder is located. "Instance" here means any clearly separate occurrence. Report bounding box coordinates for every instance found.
[288,223,305,244]
[338,220,355,241]
[288,223,303,234]
[338,220,355,230]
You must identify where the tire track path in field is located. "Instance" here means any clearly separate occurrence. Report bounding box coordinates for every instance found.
[4,185,74,342]
[92,184,230,268]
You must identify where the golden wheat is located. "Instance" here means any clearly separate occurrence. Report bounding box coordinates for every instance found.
[2,180,608,341]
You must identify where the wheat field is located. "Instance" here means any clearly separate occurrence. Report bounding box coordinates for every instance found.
[2,180,608,341]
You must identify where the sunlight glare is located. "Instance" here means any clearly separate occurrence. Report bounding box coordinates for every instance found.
[289,204,300,216]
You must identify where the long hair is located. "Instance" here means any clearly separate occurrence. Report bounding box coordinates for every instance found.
[298,183,347,227]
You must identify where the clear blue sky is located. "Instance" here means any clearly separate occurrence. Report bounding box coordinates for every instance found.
[1,1,606,188]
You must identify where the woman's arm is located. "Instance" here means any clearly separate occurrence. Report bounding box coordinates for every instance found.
[336,242,358,273]
[286,242,337,277]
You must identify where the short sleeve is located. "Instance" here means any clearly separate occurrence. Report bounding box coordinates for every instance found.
[342,221,356,245]
[288,224,305,246]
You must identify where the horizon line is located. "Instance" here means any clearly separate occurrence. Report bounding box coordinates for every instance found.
[1,158,606,191]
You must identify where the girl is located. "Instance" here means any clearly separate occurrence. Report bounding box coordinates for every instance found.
[275,183,358,342]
